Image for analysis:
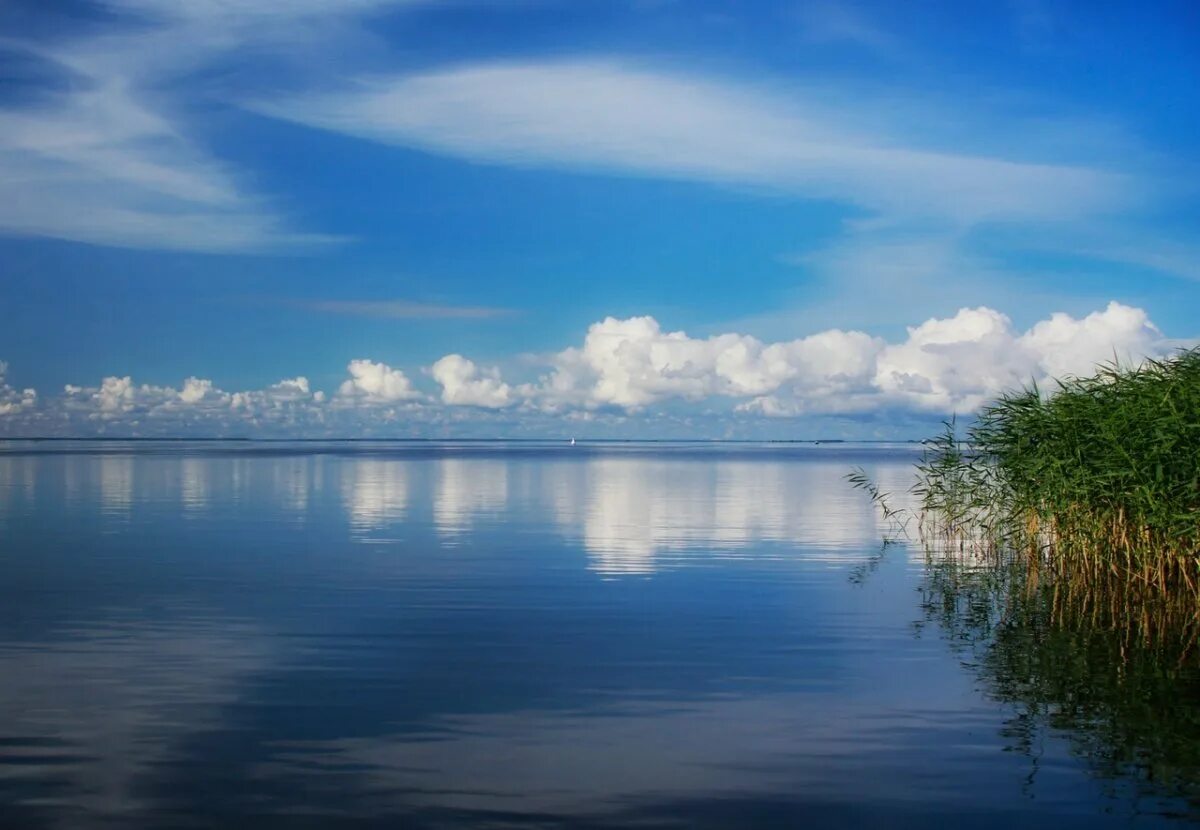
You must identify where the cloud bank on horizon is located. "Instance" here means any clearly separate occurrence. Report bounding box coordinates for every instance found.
[0,302,1184,437]
[1,0,1197,437]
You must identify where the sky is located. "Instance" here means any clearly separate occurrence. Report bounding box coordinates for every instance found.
[0,0,1197,438]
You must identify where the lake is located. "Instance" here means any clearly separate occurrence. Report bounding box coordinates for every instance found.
[0,441,1196,828]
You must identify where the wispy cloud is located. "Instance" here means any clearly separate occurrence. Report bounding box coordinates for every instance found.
[0,0,423,252]
[96,0,412,23]
[253,59,1133,224]
[794,1,897,51]
[1070,243,1200,284]
[0,63,309,251]
[296,299,517,319]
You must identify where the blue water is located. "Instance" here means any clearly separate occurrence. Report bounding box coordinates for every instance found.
[0,441,1192,827]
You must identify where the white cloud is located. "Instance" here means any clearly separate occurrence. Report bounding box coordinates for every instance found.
[337,359,421,403]
[229,376,323,415]
[49,372,324,433]
[179,377,215,404]
[99,0,413,23]
[297,299,515,320]
[0,301,1187,436]
[430,354,512,408]
[257,60,1129,223]
[0,361,37,417]
[521,302,1177,417]
[1019,301,1162,381]
[0,46,317,252]
[76,375,184,417]
[525,316,883,413]
[873,301,1168,412]
[96,376,137,413]
[0,0,428,251]
[795,1,897,51]
[873,307,1036,412]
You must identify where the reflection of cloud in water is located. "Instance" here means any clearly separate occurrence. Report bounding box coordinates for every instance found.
[433,458,508,537]
[273,456,318,515]
[180,457,208,511]
[545,458,908,576]
[62,456,83,506]
[230,456,249,504]
[342,459,411,536]
[0,457,35,520]
[0,617,271,826]
[99,456,133,517]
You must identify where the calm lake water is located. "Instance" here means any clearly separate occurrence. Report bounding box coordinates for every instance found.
[0,441,1197,828]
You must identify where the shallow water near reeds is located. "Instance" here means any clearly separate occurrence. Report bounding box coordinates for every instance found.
[0,440,1197,828]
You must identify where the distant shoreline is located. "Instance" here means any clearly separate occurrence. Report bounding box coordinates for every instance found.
[0,436,917,444]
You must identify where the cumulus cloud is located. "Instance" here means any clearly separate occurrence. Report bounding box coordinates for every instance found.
[873,307,1035,412]
[520,302,1176,417]
[430,355,512,408]
[1020,302,1162,382]
[0,301,1187,437]
[871,301,1164,412]
[50,373,324,434]
[0,361,37,417]
[97,376,137,413]
[179,377,216,405]
[231,376,321,413]
[530,317,874,413]
[523,316,885,413]
[337,359,421,404]
[66,375,181,418]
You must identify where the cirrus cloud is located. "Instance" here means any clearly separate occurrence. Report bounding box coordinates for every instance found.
[0,0,430,252]
[254,59,1132,225]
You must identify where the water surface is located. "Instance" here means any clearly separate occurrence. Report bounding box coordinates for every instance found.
[0,441,1195,827]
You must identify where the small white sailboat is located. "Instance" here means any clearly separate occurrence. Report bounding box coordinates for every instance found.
[569,437,576,446]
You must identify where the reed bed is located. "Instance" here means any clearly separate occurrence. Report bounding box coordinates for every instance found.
[908,348,1200,596]
[845,352,1200,812]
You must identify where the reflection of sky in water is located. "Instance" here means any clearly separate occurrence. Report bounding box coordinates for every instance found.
[433,457,509,539]
[0,443,1184,828]
[0,616,271,821]
[332,452,918,572]
[100,455,133,516]
[546,458,899,574]
[181,457,208,511]
[342,458,410,536]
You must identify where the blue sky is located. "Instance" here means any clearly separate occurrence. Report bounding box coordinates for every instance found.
[0,0,1197,437]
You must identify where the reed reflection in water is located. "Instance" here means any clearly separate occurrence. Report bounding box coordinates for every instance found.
[917,551,1200,820]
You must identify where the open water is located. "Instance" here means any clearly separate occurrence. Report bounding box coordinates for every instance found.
[0,441,1196,828]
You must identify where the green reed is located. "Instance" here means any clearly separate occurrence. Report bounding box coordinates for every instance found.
[912,348,1200,595]
[844,350,1200,814]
